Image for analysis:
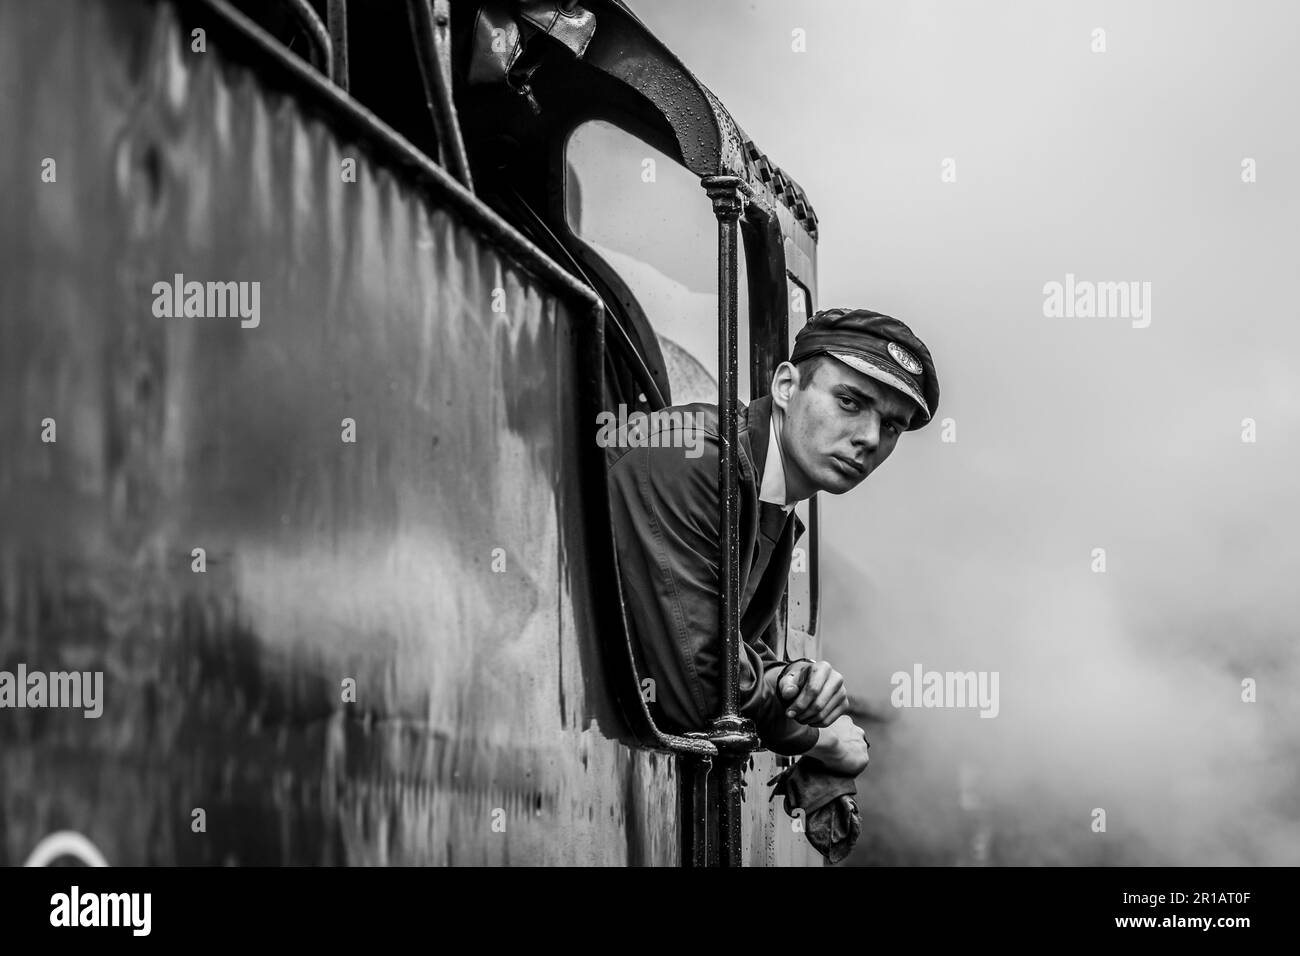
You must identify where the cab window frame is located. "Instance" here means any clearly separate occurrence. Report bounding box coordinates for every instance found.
[549,111,769,411]
[546,109,820,743]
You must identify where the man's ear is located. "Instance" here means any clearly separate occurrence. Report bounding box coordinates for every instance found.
[771,361,798,412]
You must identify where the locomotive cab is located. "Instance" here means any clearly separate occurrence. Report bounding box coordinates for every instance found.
[238,0,832,864]
[448,2,828,863]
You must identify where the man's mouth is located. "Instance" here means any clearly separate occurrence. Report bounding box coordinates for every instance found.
[831,455,866,477]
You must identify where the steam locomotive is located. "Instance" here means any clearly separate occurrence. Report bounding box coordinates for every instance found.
[0,0,825,866]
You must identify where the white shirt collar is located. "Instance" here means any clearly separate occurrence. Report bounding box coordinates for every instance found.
[759,407,796,513]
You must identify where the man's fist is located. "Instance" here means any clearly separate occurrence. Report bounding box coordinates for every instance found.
[807,715,870,776]
[778,659,849,727]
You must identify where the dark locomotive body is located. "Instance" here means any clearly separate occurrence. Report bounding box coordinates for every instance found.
[0,0,823,866]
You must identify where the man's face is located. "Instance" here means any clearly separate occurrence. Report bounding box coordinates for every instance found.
[771,356,917,497]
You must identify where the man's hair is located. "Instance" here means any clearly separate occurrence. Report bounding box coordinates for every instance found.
[792,354,832,390]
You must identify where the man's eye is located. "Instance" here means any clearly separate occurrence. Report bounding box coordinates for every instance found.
[837,396,857,411]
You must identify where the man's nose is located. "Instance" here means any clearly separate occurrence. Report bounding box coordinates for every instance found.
[851,414,882,454]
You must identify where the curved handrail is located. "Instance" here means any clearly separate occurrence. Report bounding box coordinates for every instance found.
[281,0,333,81]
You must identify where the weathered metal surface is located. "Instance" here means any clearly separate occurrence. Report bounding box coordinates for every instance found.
[0,0,680,866]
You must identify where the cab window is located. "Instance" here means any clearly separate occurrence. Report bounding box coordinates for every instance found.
[564,119,751,406]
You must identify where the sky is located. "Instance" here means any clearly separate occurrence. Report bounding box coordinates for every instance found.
[631,0,1300,865]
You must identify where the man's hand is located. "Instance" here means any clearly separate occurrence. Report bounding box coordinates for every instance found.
[805,715,870,776]
[778,659,849,727]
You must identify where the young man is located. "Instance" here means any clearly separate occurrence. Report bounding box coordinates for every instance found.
[607,308,940,776]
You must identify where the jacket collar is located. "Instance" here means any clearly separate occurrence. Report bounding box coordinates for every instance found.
[742,395,806,537]
[744,393,775,482]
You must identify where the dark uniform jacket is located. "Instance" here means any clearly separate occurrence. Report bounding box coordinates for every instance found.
[607,394,818,755]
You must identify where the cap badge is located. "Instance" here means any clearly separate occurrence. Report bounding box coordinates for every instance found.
[887,341,923,375]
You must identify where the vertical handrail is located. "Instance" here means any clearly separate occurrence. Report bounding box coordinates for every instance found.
[326,0,349,92]
[706,174,744,720]
[702,174,759,867]
[407,0,475,192]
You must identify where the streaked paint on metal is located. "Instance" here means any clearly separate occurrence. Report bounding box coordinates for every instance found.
[0,0,821,867]
[0,0,680,866]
